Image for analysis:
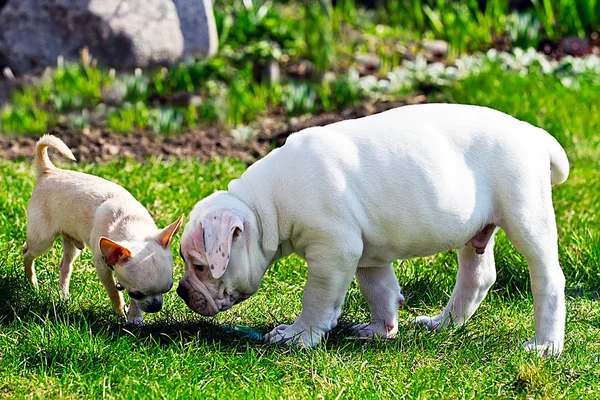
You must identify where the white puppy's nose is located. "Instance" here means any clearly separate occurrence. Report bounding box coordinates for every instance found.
[398,294,405,307]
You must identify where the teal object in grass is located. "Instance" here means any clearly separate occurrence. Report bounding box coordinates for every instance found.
[223,324,265,341]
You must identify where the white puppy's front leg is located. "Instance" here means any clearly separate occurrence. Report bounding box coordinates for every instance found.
[352,264,404,338]
[265,243,361,347]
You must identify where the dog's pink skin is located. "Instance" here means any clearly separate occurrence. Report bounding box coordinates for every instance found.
[466,224,496,254]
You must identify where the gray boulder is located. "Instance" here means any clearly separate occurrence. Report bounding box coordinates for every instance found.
[0,0,218,74]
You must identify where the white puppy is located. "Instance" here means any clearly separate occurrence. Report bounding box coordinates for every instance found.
[177,104,569,356]
[24,135,183,325]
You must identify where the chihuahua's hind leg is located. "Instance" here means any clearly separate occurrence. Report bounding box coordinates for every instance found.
[58,236,82,298]
[23,230,56,287]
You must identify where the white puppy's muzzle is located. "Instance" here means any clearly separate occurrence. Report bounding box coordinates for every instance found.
[177,273,220,316]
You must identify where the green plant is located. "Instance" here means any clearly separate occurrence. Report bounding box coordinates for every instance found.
[422,0,509,59]
[46,63,113,112]
[532,0,600,40]
[107,102,150,133]
[507,11,543,49]
[329,70,366,108]
[0,106,54,134]
[226,78,271,126]
[302,1,337,74]
[282,82,318,116]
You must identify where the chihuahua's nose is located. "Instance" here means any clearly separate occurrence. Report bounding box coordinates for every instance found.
[145,297,163,313]
[177,284,189,305]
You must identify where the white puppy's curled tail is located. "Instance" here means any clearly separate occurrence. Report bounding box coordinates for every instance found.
[534,127,569,185]
[34,134,76,176]
[546,133,569,185]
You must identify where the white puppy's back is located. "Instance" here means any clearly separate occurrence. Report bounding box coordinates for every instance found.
[233,104,568,260]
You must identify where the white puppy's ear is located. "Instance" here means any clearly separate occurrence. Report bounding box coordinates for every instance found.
[157,214,184,248]
[99,237,132,266]
[202,209,244,279]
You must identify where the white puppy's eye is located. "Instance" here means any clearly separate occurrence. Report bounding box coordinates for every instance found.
[233,227,242,239]
[194,264,206,272]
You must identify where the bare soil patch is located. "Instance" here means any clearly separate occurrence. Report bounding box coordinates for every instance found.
[0,97,424,164]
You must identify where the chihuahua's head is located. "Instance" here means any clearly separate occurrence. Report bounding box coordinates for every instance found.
[99,215,184,313]
[176,192,269,316]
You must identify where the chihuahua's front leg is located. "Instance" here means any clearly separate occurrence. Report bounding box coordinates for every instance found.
[264,240,362,346]
[94,254,126,317]
[126,300,145,326]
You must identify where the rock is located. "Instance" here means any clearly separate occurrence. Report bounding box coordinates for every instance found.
[354,53,380,76]
[285,59,314,79]
[106,144,119,156]
[0,0,218,74]
[174,0,218,59]
[421,40,449,59]
[557,38,592,57]
[101,83,127,107]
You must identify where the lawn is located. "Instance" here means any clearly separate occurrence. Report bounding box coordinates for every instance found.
[1,68,600,398]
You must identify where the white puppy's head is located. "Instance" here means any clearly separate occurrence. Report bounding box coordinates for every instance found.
[98,215,183,313]
[176,192,267,316]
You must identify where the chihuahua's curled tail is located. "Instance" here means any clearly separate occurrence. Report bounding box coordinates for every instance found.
[35,134,76,176]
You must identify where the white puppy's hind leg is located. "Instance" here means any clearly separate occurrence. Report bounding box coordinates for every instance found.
[58,236,81,298]
[503,202,565,356]
[415,230,497,330]
[352,264,404,338]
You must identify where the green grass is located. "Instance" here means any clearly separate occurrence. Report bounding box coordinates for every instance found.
[1,69,600,398]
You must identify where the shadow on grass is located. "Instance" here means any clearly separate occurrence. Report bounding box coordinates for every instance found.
[0,267,253,350]
[0,267,447,354]
[2,252,595,356]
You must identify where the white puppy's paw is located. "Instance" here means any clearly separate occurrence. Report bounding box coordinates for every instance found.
[264,322,324,347]
[414,314,449,331]
[351,321,398,338]
[522,339,563,357]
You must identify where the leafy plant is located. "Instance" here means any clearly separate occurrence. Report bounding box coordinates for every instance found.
[507,11,543,49]
[532,0,600,40]
[0,106,53,134]
[422,0,509,59]
[282,82,318,116]
[302,1,337,74]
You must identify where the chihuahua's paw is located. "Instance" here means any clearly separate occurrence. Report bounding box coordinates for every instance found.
[522,339,563,357]
[351,320,398,338]
[264,322,324,347]
[414,314,450,331]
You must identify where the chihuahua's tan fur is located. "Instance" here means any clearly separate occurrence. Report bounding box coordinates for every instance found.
[24,135,183,325]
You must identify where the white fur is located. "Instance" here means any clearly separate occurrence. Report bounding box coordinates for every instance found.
[24,135,182,325]
[178,104,568,355]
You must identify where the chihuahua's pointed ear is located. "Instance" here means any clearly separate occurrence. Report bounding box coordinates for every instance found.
[157,214,184,248]
[99,237,132,266]
[203,209,244,279]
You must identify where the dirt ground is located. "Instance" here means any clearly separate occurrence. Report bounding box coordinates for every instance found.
[0,97,425,164]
